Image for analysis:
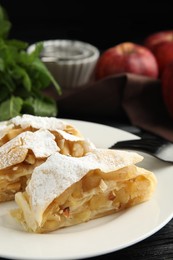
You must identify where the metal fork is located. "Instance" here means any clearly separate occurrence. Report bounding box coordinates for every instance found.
[109,130,173,163]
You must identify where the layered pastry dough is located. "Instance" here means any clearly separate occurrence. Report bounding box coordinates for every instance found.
[11,149,157,233]
[0,114,94,157]
[0,115,94,202]
[0,130,59,202]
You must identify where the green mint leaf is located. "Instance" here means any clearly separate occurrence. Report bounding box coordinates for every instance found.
[27,59,51,90]
[0,5,61,119]
[6,39,28,50]
[23,96,57,117]
[12,65,32,92]
[32,59,62,94]
[0,96,23,120]
[0,57,4,71]
[0,6,11,39]
[0,72,16,92]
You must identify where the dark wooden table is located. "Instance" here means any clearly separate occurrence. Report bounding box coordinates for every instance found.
[0,120,173,260]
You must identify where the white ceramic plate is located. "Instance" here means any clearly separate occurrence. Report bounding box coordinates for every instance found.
[0,119,173,260]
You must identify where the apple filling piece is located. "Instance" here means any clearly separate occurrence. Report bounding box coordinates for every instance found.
[11,149,157,233]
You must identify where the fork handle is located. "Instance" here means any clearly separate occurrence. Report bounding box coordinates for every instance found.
[110,138,165,154]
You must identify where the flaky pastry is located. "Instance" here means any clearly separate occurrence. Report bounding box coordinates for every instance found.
[0,115,94,202]
[12,149,157,233]
[0,114,94,157]
[0,129,59,202]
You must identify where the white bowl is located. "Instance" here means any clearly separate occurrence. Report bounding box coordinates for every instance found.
[28,39,100,88]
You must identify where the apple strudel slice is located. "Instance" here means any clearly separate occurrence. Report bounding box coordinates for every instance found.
[0,129,60,202]
[0,115,94,202]
[0,114,94,157]
[12,149,157,233]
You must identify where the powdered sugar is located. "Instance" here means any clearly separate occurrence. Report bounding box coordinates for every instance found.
[10,114,67,131]
[22,129,60,157]
[26,149,143,224]
[0,130,59,169]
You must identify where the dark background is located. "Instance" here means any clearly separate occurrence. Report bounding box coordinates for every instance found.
[1,1,173,51]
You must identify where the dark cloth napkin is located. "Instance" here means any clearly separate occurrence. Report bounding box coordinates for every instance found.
[49,73,173,142]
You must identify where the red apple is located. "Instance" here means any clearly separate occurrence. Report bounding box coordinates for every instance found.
[95,42,159,80]
[144,30,173,50]
[144,30,173,75]
[161,61,173,119]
